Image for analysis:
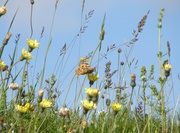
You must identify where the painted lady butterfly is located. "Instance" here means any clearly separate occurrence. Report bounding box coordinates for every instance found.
[76,62,95,75]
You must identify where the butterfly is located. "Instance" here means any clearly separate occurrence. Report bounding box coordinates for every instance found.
[76,62,95,75]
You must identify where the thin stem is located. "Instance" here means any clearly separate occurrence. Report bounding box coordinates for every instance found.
[29,4,33,38]
[123,87,134,133]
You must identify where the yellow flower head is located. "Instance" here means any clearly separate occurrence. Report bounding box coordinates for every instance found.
[111,103,122,112]
[81,99,96,110]
[21,48,32,60]
[15,103,30,113]
[39,99,53,108]
[0,6,7,16]
[0,59,6,68]
[85,88,100,97]
[164,64,171,71]
[27,39,40,50]
[88,73,99,82]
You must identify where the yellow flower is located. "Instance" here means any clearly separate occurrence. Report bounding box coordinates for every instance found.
[81,99,96,110]
[0,59,5,68]
[15,103,30,113]
[88,73,99,82]
[111,103,122,112]
[27,39,39,50]
[164,64,171,71]
[0,6,7,16]
[39,99,52,108]
[85,88,100,97]
[21,48,32,60]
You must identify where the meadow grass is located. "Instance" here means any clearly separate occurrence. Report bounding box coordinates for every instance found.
[0,1,179,133]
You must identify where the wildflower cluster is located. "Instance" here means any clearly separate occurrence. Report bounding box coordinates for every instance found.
[38,89,53,109]
[0,2,177,133]
[76,58,100,114]
[20,39,40,61]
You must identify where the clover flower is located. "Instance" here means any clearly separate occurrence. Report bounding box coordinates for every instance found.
[81,99,96,111]
[15,103,30,113]
[59,106,70,117]
[39,99,52,108]
[111,102,122,112]
[97,110,107,115]
[20,48,32,61]
[9,83,19,90]
[27,39,40,52]
[85,88,100,97]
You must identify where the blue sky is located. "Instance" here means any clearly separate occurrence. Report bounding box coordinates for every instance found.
[1,0,180,110]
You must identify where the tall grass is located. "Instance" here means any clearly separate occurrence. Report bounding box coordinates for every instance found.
[0,1,179,133]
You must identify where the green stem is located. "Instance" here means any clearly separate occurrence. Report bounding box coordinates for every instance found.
[161,78,167,133]
[123,87,134,133]
[158,28,163,78]
[143,83,146,126]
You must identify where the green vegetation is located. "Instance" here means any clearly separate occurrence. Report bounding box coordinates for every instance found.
[0,1,179,133]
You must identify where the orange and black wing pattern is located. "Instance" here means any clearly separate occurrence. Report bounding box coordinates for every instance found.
[76,62,95,75]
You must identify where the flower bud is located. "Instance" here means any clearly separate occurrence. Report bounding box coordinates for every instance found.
[92,95,98,103]
[2,33,11,45]
[106,98,111,106]
[99,28,105,41]
[30,0,35,5]
[118,48,122,53]
[38,89,44,96]
[82,121,87,129]
[38,89,44,103]
[120,61,124,66]
[130,74,136,88]
[1,65,8,71]
[0,6,7,16]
